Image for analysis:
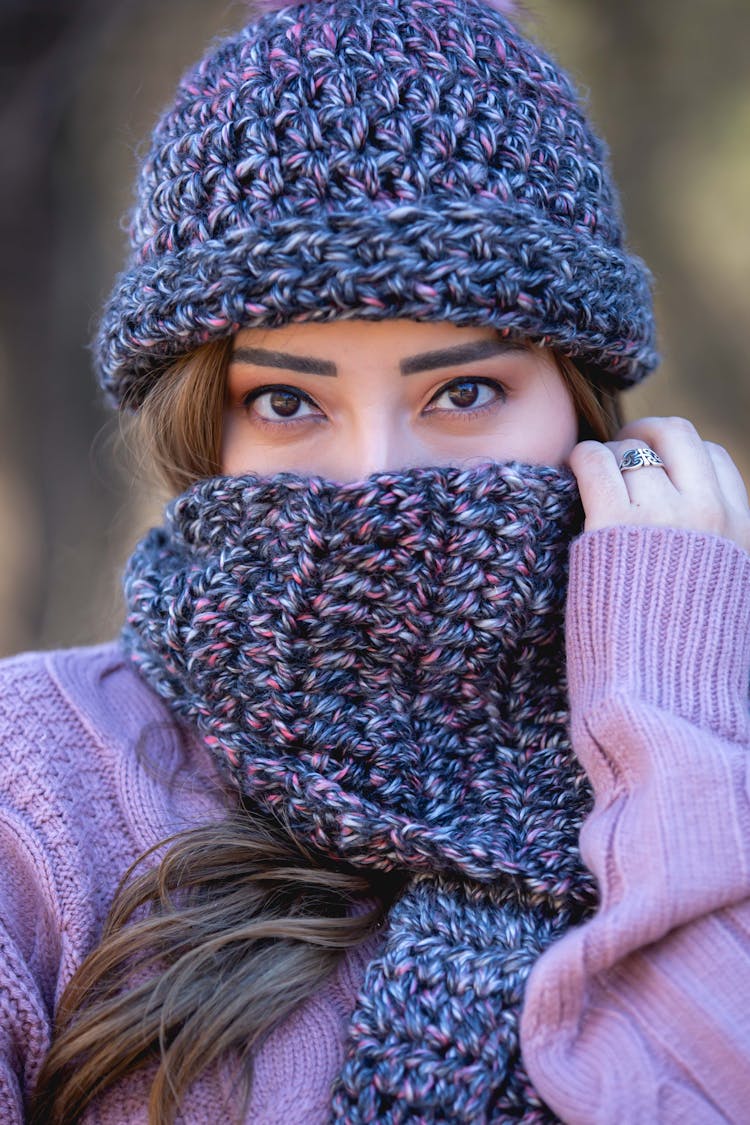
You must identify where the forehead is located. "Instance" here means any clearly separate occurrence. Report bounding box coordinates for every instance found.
[232,319,508,359]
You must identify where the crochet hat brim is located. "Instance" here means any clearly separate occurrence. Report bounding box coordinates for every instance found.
[96,196,658,409]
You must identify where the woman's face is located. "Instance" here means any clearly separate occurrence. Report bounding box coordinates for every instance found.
[223,320,578,481]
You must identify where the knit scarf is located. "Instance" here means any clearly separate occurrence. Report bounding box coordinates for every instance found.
[122,461,597,1123]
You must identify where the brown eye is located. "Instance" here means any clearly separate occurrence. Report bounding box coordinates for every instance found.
[428,378,505,413]
[447,381,480,407]
[267,389,302,417]
[243,385,320,422]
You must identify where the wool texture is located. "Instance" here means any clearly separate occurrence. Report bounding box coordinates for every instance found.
[122,461,598,1121]
[96,0,657,409]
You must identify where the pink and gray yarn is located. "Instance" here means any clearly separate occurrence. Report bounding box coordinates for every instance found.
[110,0,656,1115]
[96,0,657,409]
[123,462,597,1120]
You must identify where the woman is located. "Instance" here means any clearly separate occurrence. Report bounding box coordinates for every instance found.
[1,0,749,1121]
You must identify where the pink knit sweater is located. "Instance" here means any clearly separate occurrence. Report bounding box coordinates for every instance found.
[1,526,748,1123]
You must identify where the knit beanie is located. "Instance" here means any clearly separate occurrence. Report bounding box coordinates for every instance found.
[95,0,658,410]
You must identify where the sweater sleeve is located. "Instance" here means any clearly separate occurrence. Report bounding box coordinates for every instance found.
[519,526,750,1124]
[0,659,64,1123]
[0,826,58,1124]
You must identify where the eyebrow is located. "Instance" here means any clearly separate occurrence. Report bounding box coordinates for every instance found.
[400,338,526,374]
[229,337,526,377]
[230,347,337,376]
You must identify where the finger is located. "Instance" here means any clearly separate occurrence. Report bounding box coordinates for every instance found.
[705,442,750,511]
[604,439,675,516]
[608,437,670,477]
[616,417,719,497]
[568,440,630,524]
[705,444,750,552]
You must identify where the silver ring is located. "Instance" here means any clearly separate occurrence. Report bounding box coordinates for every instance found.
[618,447,665,473]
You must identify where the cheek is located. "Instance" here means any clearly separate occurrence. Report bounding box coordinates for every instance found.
[481,374,578,466]
[529,388,579,462]
[222,410,270,475]
[522,371,579,461]
[221,410,243,474]
[222,410,326,476]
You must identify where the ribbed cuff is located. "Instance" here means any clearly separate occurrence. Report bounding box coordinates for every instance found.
[566,527,750,740]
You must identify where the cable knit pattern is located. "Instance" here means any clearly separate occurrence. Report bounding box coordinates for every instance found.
[95,0,657,407]
[0,645,379,1125]
[122,463,597,1121]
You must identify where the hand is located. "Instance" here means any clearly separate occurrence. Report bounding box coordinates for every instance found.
[568,416,750,553]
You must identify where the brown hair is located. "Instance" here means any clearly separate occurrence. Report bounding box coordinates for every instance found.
[556,354,623,443]
[31,334,621,1123]
[30,798,400,1124]
[123,337,231,495]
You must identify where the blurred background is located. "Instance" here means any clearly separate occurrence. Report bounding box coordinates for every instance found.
[0,0,748,657]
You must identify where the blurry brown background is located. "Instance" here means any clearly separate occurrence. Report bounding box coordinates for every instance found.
[1,0,748,658]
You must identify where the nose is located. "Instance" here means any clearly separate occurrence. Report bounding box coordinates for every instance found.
[330,414,412,481]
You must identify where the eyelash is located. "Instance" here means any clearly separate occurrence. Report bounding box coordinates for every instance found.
[425,378,508,417]
[241,384,323,430]
[241,378,508,429]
